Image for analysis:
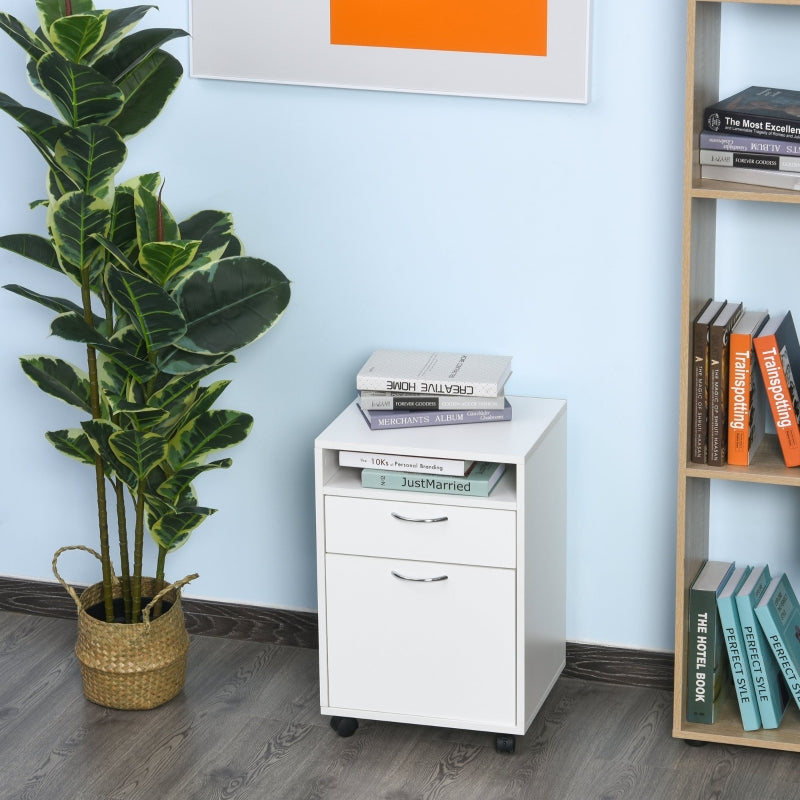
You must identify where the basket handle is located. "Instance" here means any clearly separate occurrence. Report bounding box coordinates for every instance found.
[52,545,118,611]
[142,573,198,632]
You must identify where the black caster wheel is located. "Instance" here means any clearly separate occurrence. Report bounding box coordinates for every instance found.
[330,716,359,737]
[685,739,708,747]
[495,733,516,754]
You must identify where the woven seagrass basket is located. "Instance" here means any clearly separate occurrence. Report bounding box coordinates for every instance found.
[54,546,197,710]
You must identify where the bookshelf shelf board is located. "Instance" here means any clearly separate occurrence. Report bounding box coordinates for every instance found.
[684,435,800,485]
[674,695,800,752]
[691,181,800,203]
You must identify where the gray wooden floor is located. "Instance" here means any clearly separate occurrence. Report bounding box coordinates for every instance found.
[1,610,798,800]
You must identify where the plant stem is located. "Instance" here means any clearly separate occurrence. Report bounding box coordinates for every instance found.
[114,478,132,622]
[131,484,146,621]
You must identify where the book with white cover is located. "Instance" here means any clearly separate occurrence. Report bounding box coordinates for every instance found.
[701,164,800,190]
[356,350,512,398]
[338,450,474,476]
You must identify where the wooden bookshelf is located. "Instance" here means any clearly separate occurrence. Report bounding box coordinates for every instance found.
[674,0,800,752]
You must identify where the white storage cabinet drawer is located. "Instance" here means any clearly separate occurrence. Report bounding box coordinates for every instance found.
[324,553,517,727]
[324,495,516,568]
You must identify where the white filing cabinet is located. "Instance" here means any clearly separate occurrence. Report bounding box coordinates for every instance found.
[314,396,566,753]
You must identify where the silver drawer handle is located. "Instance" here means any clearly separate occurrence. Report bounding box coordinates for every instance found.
[391,570,448,583]
[391,512,448,524]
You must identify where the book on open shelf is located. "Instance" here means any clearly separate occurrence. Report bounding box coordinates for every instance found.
[755,572,800,713]
[700,149,800,173]
[754,311,800,468]
[717,566,761,731]
[687,560,735,724]
[735,565,790,729]
[708,301,744,466]
[727,311,769,467]
[361,461,506,497]
[338,450,475,476]
[691,299,726,464]
[356,350,512,398]
[701,164,800,191]
[703,86,800,144]
[700,130,800,157]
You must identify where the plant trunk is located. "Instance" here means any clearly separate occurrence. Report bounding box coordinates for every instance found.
[131,485,146,621]
[114,479,132,621]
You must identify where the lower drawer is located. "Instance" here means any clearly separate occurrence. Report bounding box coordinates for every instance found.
[323,553,517,728]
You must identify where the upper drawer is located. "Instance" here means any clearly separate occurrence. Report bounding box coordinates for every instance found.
[324,495,516,568]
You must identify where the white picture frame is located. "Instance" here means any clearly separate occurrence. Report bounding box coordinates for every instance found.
[189,0,591,104]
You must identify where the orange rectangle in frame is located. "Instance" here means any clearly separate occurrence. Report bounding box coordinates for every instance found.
[330,0,547,57]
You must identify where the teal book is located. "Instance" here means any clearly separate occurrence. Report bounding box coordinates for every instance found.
[687,560,735,724]
[755,573,800,711]
[735,565,790,729]
[717,566,760,730]
[361,461,506,496]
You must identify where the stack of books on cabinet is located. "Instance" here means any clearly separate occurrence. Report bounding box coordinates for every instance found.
[700,85,800,191]
[344,349,513,497]
[686,559,800,732]
[691,299,800,469]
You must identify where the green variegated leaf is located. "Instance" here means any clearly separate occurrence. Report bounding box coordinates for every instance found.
[37,50,124,127]
[109,184,137,257]
[106,265,186,352]
[179,210,237,266]
[89,6,157,63]
[54,124,126,200]
[19,355,91,412]
[48,191,109,275]
[50,310,157,383]
[156,348,235,377]
[179,380,231,424]
[94,26,186,82]
[4,283,86,319]
[48,13,106,63]
[81,418,136,486]
[110,48,182,139]
[114,398,169,430]
[0,91,68,150]
[149,506,215,552]
[96,351,128,408]
[147,374,199,431]
[45,427,95,465]
[0,233,60,272]
[36,0,95,33]
[156,459,232,503]
[134,180,178,246]
[174,257,291,355]
[92,233,133,271]
[139,240,201,286]
[167,409,253,471]
[0,12,47,60]
[109,429,167,483]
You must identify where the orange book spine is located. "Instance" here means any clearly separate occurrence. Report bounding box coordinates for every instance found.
[754,334,800,467]
[727,332,754,466]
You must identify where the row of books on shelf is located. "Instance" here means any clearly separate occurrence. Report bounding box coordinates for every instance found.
[687,559,800,732]
[354,349,513,430]
[700,85,800,191]
[691,299,800,468]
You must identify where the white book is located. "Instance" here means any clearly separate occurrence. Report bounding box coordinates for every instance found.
[356,350,512,398]
[338,450,475,476]
[701,164,800,191]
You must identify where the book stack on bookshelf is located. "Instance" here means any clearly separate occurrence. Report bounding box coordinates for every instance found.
[687,559,794,731]
[344,349,514,497]
[700,86,800,191]
[690,298,800,469]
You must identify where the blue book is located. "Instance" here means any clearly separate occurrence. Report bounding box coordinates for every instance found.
[735,565,789,729]
[717,566,760,730]
[755,573,800,712]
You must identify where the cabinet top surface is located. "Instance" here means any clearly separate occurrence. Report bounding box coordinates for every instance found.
[314,396,566,463]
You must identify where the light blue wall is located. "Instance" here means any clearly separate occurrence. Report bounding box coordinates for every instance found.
[2,1,791,654]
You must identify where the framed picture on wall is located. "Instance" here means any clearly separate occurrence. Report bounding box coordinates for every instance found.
[189,0,591,104]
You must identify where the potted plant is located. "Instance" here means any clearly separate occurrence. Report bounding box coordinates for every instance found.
[0,0,291,708]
